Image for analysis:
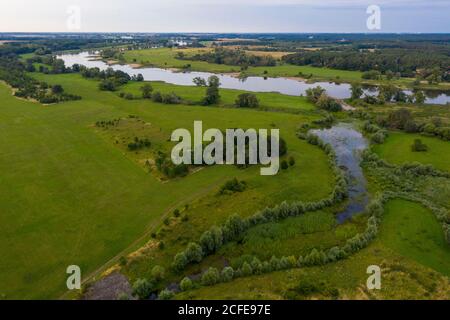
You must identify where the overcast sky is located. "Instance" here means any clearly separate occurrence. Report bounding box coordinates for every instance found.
[1,0,449,33]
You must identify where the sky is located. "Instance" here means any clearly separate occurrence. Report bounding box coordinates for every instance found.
[0,0,449,33]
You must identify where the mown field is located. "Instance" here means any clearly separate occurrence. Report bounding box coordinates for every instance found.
[0,71,334,299]
[372,132,450,172]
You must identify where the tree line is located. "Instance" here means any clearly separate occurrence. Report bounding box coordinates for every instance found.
[181,48,277,68]
[283,48,450,82]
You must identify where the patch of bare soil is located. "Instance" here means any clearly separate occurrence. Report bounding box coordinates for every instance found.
[82,272,134,300]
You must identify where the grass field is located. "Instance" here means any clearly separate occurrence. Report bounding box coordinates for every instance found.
[372,132,450,172]
[123,48,238,73]
[380,199,450,277]
[0,72,335,299]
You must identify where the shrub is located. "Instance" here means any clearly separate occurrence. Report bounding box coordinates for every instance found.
[288,156,296,166]
[151,265,165,281]
[371,130,387,144]
[305,86,325,103]
[221,266,235,282]
[235,93,259,108]
[201,267,220,286]
[180,277,194,291]
[219,178,247,194]
[161,92,182,104]
[411,139,428,152]
[281,160,289,170]
[158,289,174,300]
[240,262,253,276]
[362,70,382,80]
[185,242,204,263]
[172,252,188,271]
[152,91,163,103]
[140,84,153,99]
[316,93,342,112]
[199,226,223,254]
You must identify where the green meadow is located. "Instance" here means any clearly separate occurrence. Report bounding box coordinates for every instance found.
[123,48,237,73]
[372,132,450,172]
[380,199,450,277]
[0,72,334,299]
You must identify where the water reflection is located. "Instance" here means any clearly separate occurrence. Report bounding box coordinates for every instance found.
[310,123,369,223]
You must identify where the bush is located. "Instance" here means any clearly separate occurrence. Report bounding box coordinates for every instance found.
[199,226,223,254]
[221,266,235,282]
[288,156,296,166]
[140,84,153,99]
[411,139,428,152]
[99,79,116,91]
[281,160,289,170]
[316,93,342,112]
[240,262,253,276]
[132,278,154,299]
[371,130,387,144]
[172,252,188,271]
[151,265,165,281]
[201,267,220,286]
[158,289,174,300]
[219,178,247,194]
[162,92,182,104]
[305,86,325,103]
[185,242,204,263]
[180,277,194,291]
[362,70,382,80]
[152,91,163,103]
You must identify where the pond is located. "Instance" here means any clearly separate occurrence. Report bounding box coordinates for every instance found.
[310,123,369,223]
[58,52,450,105]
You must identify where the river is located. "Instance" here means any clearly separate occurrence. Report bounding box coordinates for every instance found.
[58,52,450,105]
[310,123,369,223]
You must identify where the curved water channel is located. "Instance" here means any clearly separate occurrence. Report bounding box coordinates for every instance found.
[310,123,369,223]
[58,52,450,105]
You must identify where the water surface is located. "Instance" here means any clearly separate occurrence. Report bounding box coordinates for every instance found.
[310,123,369,223]
[58,52,450,105]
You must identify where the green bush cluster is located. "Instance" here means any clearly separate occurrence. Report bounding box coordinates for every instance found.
[235,93,259,108]
[305,86,342,112]
[127,137,151,151]
[155,151,189,178]
[173,194,388,295]
[362,121,388,144]
[411,139,428,152]
[219,178,247,195]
